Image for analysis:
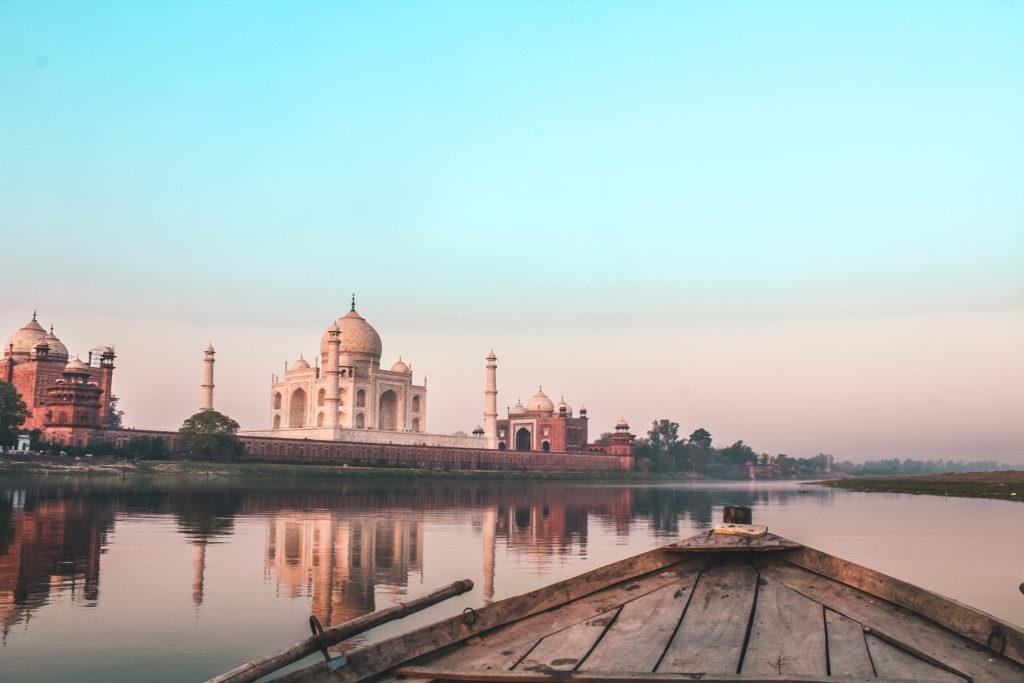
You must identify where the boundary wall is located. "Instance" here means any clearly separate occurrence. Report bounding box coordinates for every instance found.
[103,429,633,472]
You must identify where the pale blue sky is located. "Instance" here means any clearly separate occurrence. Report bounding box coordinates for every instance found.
[2,1,1022,461]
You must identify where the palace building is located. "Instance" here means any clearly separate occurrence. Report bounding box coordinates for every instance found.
[3,313,116,446]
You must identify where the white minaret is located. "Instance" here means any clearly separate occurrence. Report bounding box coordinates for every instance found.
[200,344,215,412]
[484,350,498,449]
[325,323,341,430]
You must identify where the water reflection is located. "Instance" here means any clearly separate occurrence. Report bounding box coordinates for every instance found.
[0,478,822,638]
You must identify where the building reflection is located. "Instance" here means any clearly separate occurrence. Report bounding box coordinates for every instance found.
[0,491,112,639]
[263,513,424,626]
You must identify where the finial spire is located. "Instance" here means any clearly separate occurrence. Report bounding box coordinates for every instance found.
[32,310,37,321]
[351,293,356,311]
[50,324,54,334]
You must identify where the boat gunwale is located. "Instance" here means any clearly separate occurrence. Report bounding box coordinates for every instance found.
[274,532,1024,682]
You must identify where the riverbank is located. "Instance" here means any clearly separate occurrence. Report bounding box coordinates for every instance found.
[0,455,701,482]
[814,470,1023,502]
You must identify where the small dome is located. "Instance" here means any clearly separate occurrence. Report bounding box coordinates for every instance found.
[486,350,497,361]
[290,357,311,371]
[527,388,554,414]
[102,346,115,355]
[555,397,572,416]
[65,357,89,373]
[390,358,410,374]
[615,418,630,431]
[4,315,46,358]
[472,425,485,435]
[44,330,69,360]
[205,343,215,353]
[510,400,527,415]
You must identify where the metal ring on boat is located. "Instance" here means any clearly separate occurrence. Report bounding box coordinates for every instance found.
[309,615,330,661]
[462,607,478,626]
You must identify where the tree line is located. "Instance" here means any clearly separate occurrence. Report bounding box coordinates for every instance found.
[624,419,1011,479]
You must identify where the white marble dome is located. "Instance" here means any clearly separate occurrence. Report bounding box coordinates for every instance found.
[615,418,630,431]
[390,358,410,374]
[290,357,311,371]
[527,388,554,413]
[510,400,527,415]
[320,308,383,361]
[4,316,46,357]
[555,398,572,416]
[44,330,70,360]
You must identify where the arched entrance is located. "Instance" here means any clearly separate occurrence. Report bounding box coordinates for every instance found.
[542,441,550,452]
[515,427,532,452]
[378,390,398,430]
[289,388,308,428]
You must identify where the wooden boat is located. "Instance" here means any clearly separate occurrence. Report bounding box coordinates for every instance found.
[215,512,1024,683]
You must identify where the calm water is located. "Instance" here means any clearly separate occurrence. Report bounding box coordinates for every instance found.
[1,476,1022,682]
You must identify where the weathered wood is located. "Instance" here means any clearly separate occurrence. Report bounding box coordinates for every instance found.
[723,505,753,524]
[741,574,826,677]
[783,544,1024,666]
[762,564,1024,683]
[391,666,923,682]
[205,579,473,683]
[275,547,690,683]
[865,633,967,682]
[579,582,693,672]
[657,566,758,674]
[427,562,704,673]
[824,609,874,677]
[515,607,621,672]
[666,531,802,554]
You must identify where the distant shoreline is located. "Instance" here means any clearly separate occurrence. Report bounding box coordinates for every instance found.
[813,471,1024,502]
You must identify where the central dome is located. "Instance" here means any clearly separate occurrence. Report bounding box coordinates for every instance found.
[527,388,554,414]
[4,316,46,358]
[320,308,383,362]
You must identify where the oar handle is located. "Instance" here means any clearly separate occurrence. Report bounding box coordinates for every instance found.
[205,578,474,683]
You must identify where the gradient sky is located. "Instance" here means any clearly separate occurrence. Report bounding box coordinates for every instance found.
[2,0,1022,462]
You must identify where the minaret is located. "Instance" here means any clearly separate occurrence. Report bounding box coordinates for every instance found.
[98,347,116,424]
[200,344,215,412]
[484,350,498,449]
[325,323,341,429]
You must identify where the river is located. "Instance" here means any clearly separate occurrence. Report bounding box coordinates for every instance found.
[1,476,1021,682]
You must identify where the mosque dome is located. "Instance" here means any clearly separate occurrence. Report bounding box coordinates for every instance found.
[510,400,527,415]
[320,307,383,362]
[615,418,630,431]
[527,388,554,414]
[44,330,69,360]
[65,357,89,373]
[390,358,410,374]
[4,315,46,357]
[290,357,311,371]
[555,397,572,416]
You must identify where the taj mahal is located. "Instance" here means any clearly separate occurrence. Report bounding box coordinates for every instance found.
[243,299,635,456]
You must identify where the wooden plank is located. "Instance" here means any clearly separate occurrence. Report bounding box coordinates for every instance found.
[666,531,802,553]
[824,609,874,677]
[657,565,758,674]
[515,607,620,672]
[274,547,690,683]
[783,544,1024,666]
[762,564,1024,683]
[741,573,826,677]
[866,633,967,682]
[391,666,923,682]
[428,562,703,672]
[579,582,693,672]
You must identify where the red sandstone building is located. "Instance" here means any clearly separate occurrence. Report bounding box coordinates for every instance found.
[3,313,116,447]
[495,389,593,453]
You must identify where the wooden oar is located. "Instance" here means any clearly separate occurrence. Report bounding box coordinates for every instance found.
[205,578,473,683]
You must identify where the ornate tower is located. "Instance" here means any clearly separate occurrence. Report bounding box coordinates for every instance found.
[200,344,215,412]
[325,323,341,429]
[484,350,498,449]
[98,347,116,423]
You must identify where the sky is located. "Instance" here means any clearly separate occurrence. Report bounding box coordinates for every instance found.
[2,0,1022,463]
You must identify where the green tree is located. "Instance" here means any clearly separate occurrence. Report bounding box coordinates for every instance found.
[687,428,713,450]
[178,410,244,461]
[106,394,125,429]
[647,419,688,472]
[0,381,31,449]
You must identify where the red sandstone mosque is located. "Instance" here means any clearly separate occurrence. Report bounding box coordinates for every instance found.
[3,312,116,447]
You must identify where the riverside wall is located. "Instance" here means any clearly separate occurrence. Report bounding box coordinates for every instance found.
[103,429,633,472]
